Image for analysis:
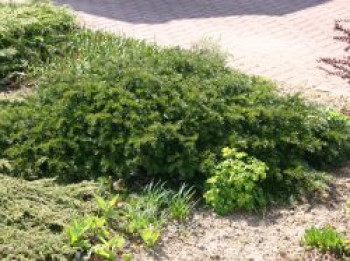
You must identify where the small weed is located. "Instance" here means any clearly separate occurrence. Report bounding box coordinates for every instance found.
[67,213,128,260]
[122,182,169,236]
[91,235,125,261]
[301,225,349,257]
[142,181,171,209]
[94,194,120,219]
[125,213,150,235]
[66,217,93,249]
[67,215,110,248]
[140,227,161,247]
[169,184,196,222]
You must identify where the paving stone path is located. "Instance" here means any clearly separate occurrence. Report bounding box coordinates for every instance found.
[55,0,350,96]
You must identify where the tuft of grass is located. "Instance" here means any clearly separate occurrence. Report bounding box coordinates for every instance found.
[0,174,97,260]
[169,184,196,221]
[121,182,169,236]
[142,181,171,209]
[301,225,349,257]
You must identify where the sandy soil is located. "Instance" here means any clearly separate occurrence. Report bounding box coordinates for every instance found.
[277,81,350,114]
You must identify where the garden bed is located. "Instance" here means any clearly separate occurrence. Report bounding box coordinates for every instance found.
[0,1,349,260]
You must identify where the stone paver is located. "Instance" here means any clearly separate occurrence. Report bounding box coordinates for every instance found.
[55,0,350,96]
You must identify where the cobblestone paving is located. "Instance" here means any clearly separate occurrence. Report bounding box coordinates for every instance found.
[55,0,350,96]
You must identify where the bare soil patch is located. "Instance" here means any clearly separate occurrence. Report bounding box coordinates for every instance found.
[277,81,350,113]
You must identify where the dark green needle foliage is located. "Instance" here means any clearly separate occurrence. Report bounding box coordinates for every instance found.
[0,3,349,209]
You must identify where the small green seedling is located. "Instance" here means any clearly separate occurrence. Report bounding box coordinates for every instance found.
[301,225,349,257]
[91,234,126,261]
[67,215,109,249]
[140,227,161,247]
[94,194,120,219]
[67,217,93,249]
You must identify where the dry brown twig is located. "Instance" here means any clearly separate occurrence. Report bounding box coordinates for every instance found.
[319,19,350,82]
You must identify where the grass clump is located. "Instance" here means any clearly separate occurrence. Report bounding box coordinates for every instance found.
[0,2,75,88]
[0,174,97,260]
[169,184,195,222]
[301,225,350,258]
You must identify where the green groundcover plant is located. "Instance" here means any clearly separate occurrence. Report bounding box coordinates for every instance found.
[0,2,76,88]
[0,3,350,212]
[0,172,194,260]
[0,174,97,260]
[204,147,268,215]
[301,225,350,258]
